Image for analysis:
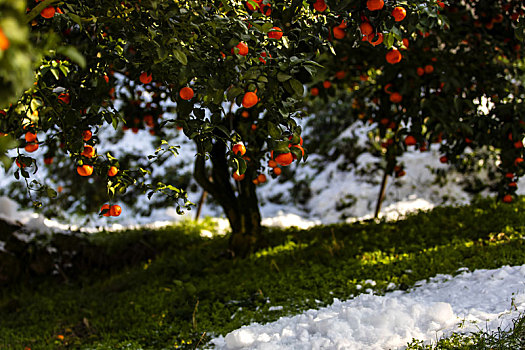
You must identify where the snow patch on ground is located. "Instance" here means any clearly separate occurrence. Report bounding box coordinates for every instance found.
[210,265,525,350]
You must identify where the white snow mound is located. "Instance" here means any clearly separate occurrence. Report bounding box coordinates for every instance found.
[210,265,525,350]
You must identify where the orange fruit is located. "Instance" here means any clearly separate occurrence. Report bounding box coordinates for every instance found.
[514,141,523,148]
[439,155,448,163]
[424,64,434,74]
[231,42,249,56]
[273,167,282,175]
[502,194,512,203]
[179,87,194,100]
[232,142,246,156]
[360,22,374,36]
[333,27,345,39]
[257,174,267,183]
[77,164,93,176]
[25,132,37,143]
[139,72,152,84]
[392,7,406,21]
[110,205,122,217]
[108,166,118,177]
[311,87,319,96]
[313,0,327,12]
[25,143,39,153]
[268,27,283,40]
[505,173,514,179]
[367,0,384,11]
[509,182,517,188]
[81,145,95,158]
[389,92,402,103]
[252,178,260,185]
[251,124,257,131]
[242,92,258,108]
[16,159,28,168]
[233,172,245,181]
[417,67,425,76]
[404,135,417,146]
[275,152,293,166]
[386,48,402,64]
[259,52,271,64]
[323,80,332,89]
[402,38,409,49]
[44,157,54,165]
[100,204,111,217]
[241,110,250,118]
[515,157,524,166]
[82,130,92,141]
[335,71,346,80]
[103,75,110,83]
[57,186,63,193]
[268,159,277,168]
[0,28,10,51]
[384,83,393,94]
[58,93,70,104]
[368,33,383,46]
[40,6,56,19]
[246,0,260,11]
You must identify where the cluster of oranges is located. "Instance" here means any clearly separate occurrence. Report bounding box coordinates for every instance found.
[100,204,122,217]
[245,0,271,16]
[76,130,95,177]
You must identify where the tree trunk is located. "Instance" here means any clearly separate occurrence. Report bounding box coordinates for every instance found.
[193,139,262,257]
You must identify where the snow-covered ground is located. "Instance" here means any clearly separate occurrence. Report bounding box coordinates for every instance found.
[211,265,525,350]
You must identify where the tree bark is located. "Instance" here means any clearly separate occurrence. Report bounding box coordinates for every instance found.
[193,139,262,257]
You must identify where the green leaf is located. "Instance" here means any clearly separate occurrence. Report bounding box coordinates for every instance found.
[227,87,243,101]
[267,122,281,138]
[173,49,188,65]
[57,46,86,69]
[277,72,292,82]
[289,79,304,96]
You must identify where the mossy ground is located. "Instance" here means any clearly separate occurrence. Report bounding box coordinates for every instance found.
[0,197,524,349]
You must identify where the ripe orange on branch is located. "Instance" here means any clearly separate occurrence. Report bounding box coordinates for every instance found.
[313,0,327,12]
[25,143,39,153]
[81,145,95,158]
[231,42,249,56]
[110,205,122,217]
[0,28,10,51]
[232,143,246,156]
[268,27,283,40]
[25,132,37,143]
[242,92,258,108]
[77,165,93,176]
[404,135,417,146]
[40,7,56,19]
[392,7,407,22]
[108,166,118,177]
[275,152,293,166]
[360,22,374,36]
[82,130,92,141]
[100,204,111,217]
[139,72,152,84]
[367,0,384,11]
[386,49,402,64]
[179,87,194,100]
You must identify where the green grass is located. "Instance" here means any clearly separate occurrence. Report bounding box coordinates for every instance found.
[0,197,525,349]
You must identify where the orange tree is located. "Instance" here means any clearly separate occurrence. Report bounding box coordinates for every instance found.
[0,0,523,255]
[304,0,525,215]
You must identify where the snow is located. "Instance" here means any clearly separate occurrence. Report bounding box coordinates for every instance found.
[210,265,525,350]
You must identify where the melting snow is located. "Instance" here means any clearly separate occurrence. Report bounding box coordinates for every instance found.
[210,265,525,350]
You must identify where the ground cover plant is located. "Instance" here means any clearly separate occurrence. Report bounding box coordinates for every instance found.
[0,196,524,349]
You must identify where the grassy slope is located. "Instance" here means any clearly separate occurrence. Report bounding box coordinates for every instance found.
[0,197,524,349]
